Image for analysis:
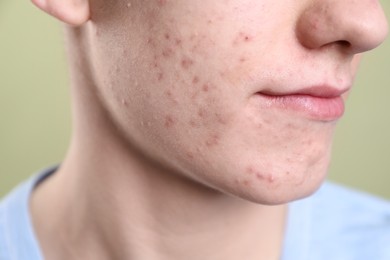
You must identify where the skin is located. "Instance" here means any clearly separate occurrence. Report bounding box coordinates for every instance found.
[30,0,388,259]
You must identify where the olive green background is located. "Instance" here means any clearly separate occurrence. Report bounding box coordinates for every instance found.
[1,2,389,198]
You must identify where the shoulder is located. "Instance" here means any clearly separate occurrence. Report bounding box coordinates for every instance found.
[308,182,390,259]
[0,168,55,260]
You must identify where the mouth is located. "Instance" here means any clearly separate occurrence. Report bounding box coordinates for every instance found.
[255,86,349,122]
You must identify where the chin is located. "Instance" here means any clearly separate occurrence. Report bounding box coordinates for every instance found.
[237,177,326,206]
[216,155,331,206]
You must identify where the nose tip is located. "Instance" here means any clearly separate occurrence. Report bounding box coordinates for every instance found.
[296,0,389,54]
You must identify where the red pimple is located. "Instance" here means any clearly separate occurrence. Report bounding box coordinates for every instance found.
[240,32,253,42]
[255,172,266,181]
[198,108,206,118]
[243,180,251,187]
[162,48,174,58]
[205,133,220,147]
[174,38,182,46]
[157,72,164,81]
[165,89,178,105]
[202,84,209,92]
[246,166,254,175]
[239,56,247,63]
[147,38,156,47]
[181,58,194,69]
[158,0,167,6]
[192,76,200,84]
[185,151,195,160]
[215,113,227,125]
[164,115,175,128]
[121,99,128,106]
[189,120,197,127]
[233,32,254,46]
[267,175,275,183]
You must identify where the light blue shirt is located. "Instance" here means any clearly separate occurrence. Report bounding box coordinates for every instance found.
[1,167,390,260]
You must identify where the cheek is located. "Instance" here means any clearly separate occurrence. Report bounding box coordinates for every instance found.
[130,29,237,141]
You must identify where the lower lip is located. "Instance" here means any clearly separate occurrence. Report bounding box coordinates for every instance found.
[255,93,345,121]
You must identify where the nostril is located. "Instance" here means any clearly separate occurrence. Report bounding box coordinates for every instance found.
[335,40,351,48]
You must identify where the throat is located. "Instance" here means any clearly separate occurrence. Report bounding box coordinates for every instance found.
[30,160,288,260]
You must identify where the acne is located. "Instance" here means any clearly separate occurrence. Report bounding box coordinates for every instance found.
[205,133,220,147]
[181,57,195,70]
[164,115,176,128]
[185,151,195,160]
[232,31,254,46]
[255,171,276,184]
[243,180,251,187]
[234,178,252,187]
[202,84,210,92]
[157,72,164,81]
[157,0,168,6]
[246,166,255,175]
[174,39,182,47]
[146,38,156,48]
[162,48,175,58]
[164,90,178,105]
[121,99,128,107]
[198,108,207,118]
[215,112,228,125]
[192,76,200,84]
[239,56,247,63]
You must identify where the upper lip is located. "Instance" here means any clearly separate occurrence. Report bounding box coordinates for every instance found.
[258,85,350,98]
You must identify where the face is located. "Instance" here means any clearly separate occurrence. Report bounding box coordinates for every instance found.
[86,0,388,204]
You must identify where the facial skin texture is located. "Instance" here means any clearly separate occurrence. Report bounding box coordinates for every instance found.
[82,0,387,204]
[29,0,388,259]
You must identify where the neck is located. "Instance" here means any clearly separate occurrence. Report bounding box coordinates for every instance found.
[31,126,287,260]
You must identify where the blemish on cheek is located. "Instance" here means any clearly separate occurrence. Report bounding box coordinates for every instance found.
[243,180,251,187]
[157,72,164,81]
[164,115,176,128]
[198,108,206,118]
[185,151,195,160]
[240,31,253,42]
[234,178,252,187]
[147,38,156,47]
[232,31,254,46]
[181,58,194,70]
[174,38,182,47]
[212,112,229,126]
[192,76,200,85]
[256,172,265,181]
[157,0,168,6]
[255,171,276,184]
[246,166,254,175]
[239,56,247,63]
[189,120,197,127]
[121,99,128,106]
[205,133,220,147]
[164,90,178,105]
[202,84,210,92]
[162,48,174,58]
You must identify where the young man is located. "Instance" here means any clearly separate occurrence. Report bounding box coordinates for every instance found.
[1,0,389,259]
